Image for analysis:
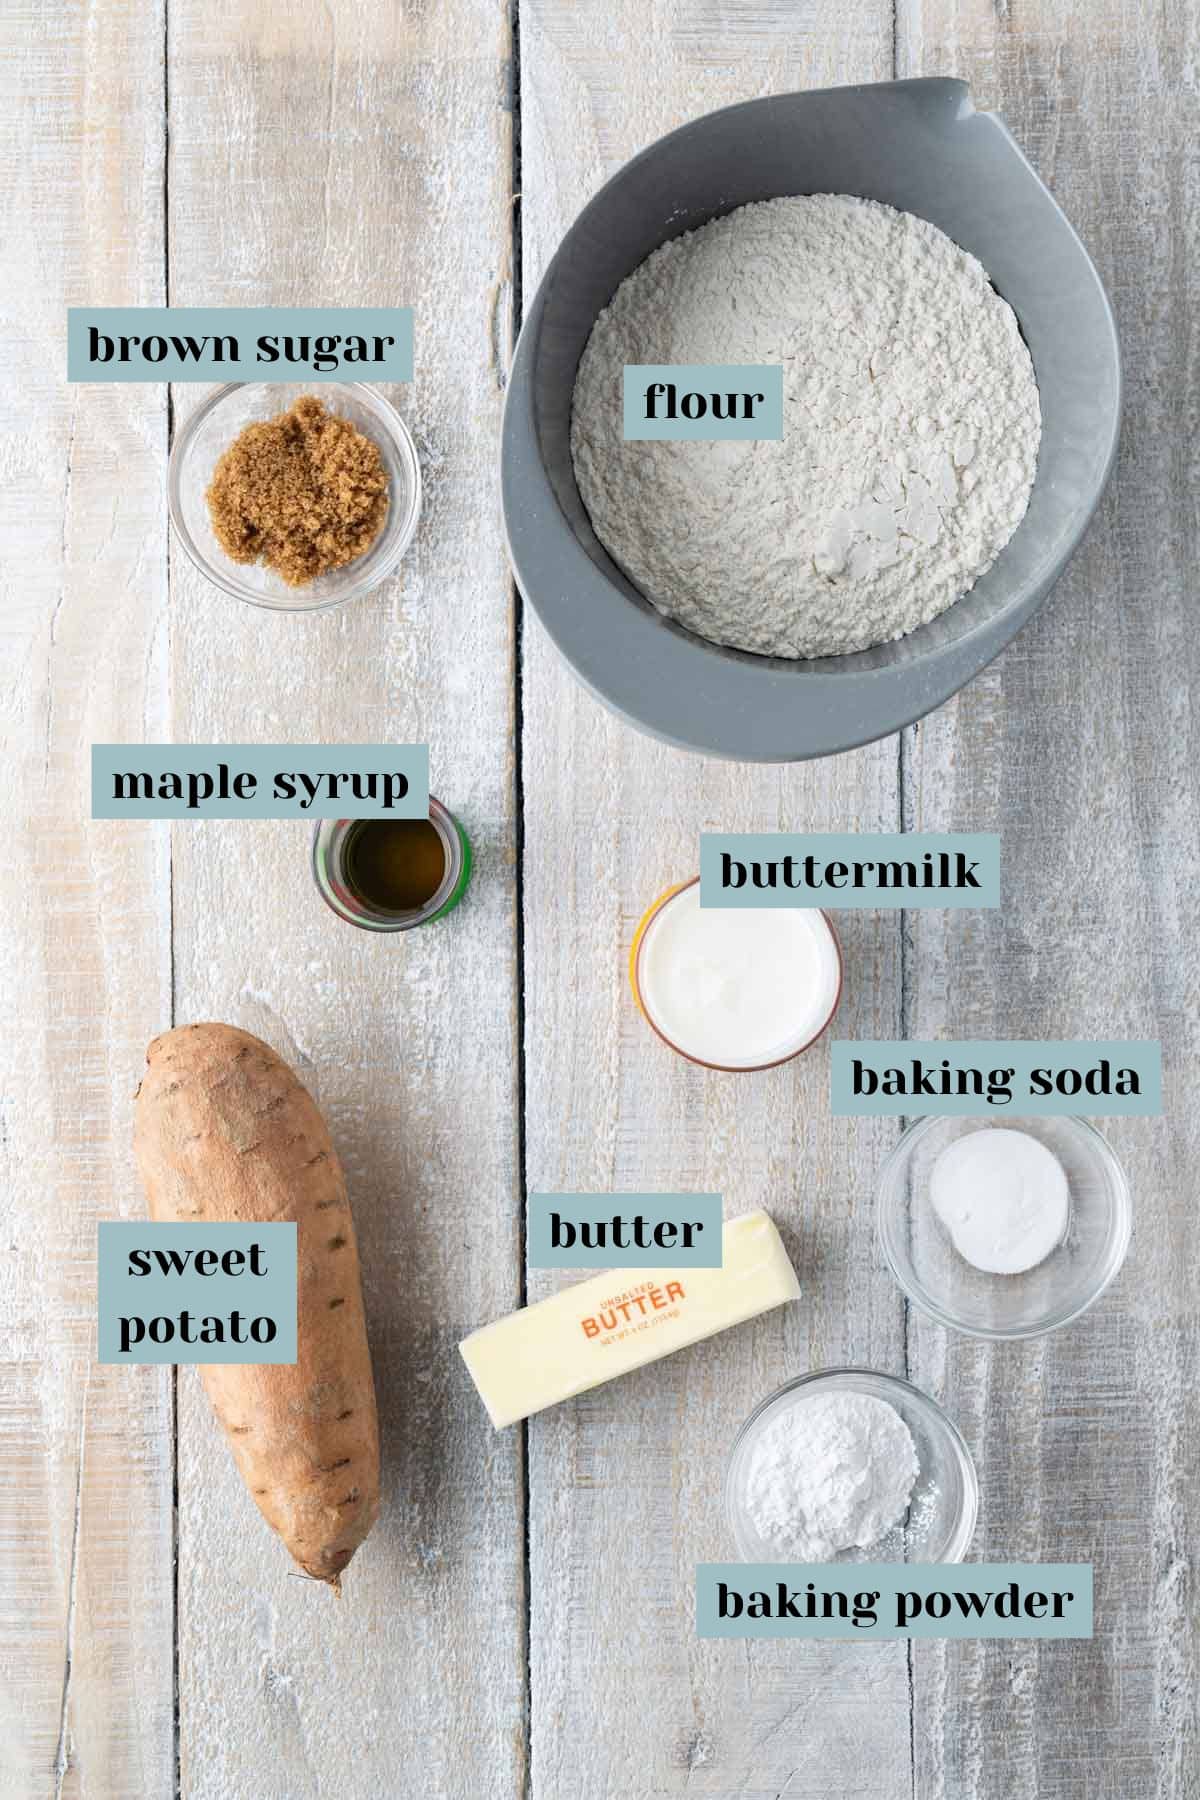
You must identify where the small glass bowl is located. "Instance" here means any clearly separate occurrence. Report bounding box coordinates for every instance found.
[877,1115,1132,1340]
[628,878,843,1072]
[310,800,472,932]
[167,381,421,611]
[725,1368,978,1564]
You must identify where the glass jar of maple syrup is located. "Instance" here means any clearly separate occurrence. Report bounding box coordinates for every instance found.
[311,797,472,931]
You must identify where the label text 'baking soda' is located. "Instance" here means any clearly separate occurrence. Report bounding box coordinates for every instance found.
[831,1040,1162,1115]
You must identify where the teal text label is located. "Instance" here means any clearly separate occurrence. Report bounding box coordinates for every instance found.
[831,1040,1162,1116]
[528,1194,723,1268]
[697,1564,1093,1638]
[98,1223,297,1365]
[68,307,413,382]
[700,833,1000,909]
[92,744,429,820]
[623,365,783,440]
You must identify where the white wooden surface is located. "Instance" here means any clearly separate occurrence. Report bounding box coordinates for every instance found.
[165,3,525,1796]
[0,2,175,1794]
[3,0,1197,1796]
[897,5,1200,1794]
[518,7,914,1796]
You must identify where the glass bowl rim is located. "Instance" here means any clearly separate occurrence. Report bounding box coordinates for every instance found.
[876,1113,1133,1341]
[166,379,422,612]
[724,1364,979,1565]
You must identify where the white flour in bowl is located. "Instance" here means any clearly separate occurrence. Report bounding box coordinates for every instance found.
[570,194,1041,659]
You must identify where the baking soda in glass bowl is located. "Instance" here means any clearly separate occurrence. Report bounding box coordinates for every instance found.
[878,1115,1132,1338]
[929,1127,1071,1274]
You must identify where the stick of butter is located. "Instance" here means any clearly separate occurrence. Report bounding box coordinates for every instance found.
[459,1210,799,1428]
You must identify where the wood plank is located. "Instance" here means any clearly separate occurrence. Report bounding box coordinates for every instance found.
[896,3,1200,1794]
[0,2,175,1794]
[165,4,525,1794]
[518,7,911,1795]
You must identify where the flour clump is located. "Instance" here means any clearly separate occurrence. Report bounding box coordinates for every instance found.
[570,194,1041,658]
[744,1390,919,1560]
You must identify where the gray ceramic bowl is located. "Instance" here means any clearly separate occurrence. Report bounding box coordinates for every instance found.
[502,78,1121,761]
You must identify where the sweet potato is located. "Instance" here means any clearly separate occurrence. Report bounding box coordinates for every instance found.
[133,1023,380,1589]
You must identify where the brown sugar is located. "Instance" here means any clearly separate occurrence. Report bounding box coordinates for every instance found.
[206,395,389,586]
